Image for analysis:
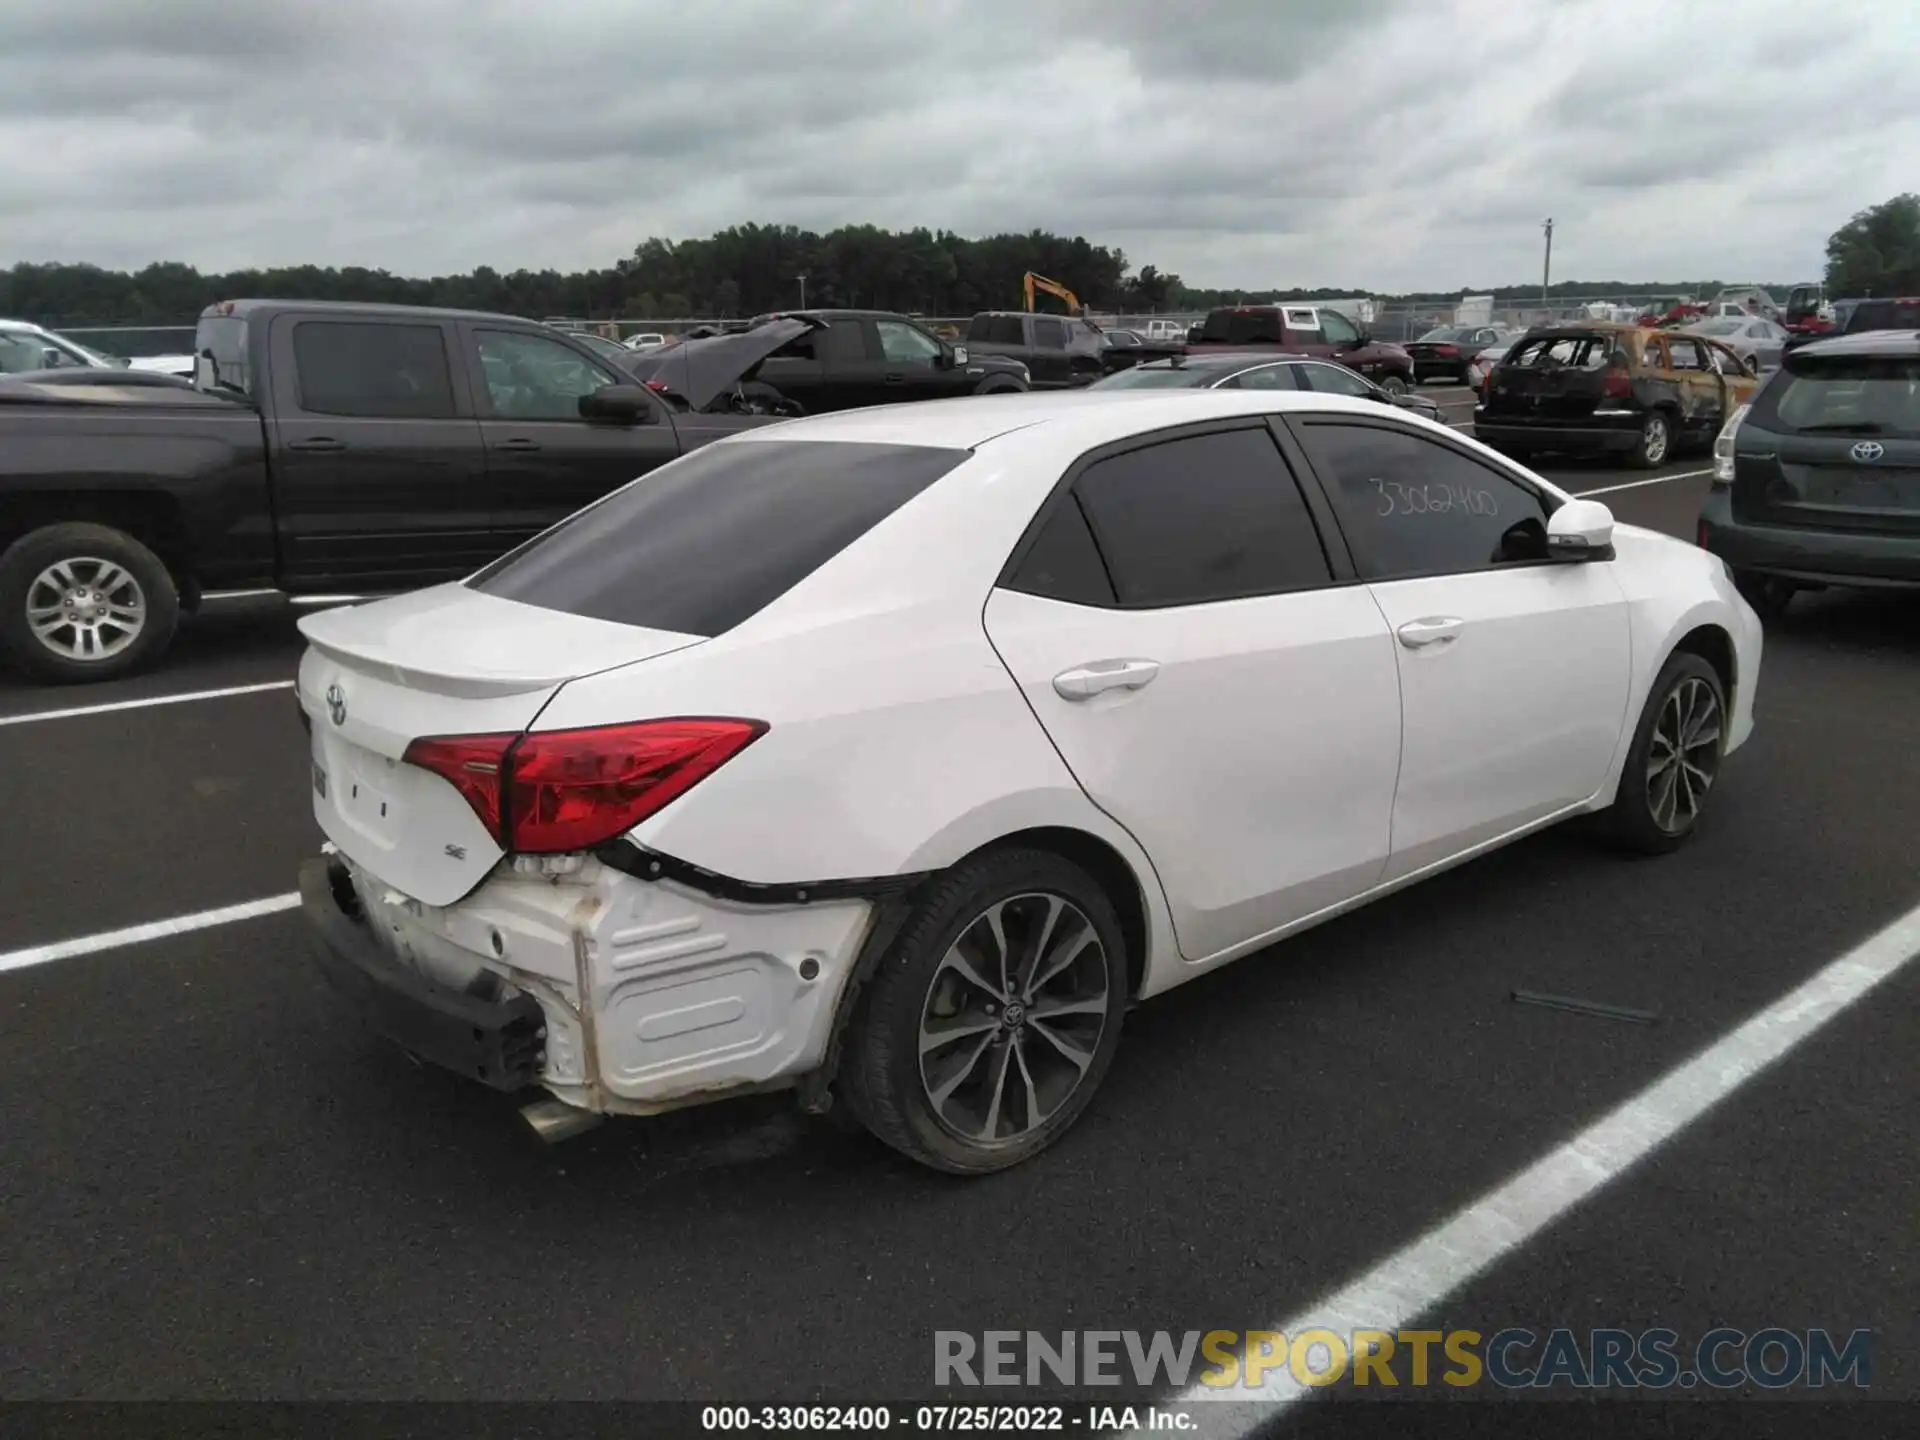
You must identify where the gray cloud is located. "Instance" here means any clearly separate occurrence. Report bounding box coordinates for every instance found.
[2,0,1915,290]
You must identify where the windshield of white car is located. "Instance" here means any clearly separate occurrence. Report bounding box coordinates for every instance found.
[1694,320,1745,337]
[468,439,970,635]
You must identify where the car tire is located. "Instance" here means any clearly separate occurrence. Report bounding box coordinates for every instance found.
[1629,410,1673,469]
[1379,373,1410,397]
[0,522,180,684]
[1733,570,1795,620]
[974,377,1027,396]
[1596,652,1728,855]
[838,847,1129,1174]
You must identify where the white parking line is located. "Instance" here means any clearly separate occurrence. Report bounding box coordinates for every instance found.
[0,679,295,728]
[1571,468,1712,497]
[1146,896,1920,1436]
[0,893,301,976]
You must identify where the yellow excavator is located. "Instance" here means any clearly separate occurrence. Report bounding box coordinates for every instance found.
[1023,271,1083,315]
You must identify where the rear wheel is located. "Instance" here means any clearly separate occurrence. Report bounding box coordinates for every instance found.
[1629,410,1672,469]
[1597,653,1727,854]
[838,848,1128,1174]
[0,522,179,683]
[1379,373,1410,397]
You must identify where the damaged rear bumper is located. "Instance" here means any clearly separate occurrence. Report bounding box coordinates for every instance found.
[300,856,547,1091]
[298,846,881,1118]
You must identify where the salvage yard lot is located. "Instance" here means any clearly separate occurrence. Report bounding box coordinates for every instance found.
[1,461,1915,1413]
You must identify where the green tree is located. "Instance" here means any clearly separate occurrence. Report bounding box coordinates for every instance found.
[1826,194,1920,297]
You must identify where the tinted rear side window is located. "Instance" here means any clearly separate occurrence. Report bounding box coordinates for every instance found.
[1003,496,1116,606]
[1073,427,1332,607]
[469,440,965,635]
[292,322,456,418]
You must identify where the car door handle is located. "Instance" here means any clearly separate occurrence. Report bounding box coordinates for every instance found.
[494,438,542,452]
[1397,616,1464,649]
[1052,659,1161,700]
[884,372,907,384]
[288,437,346,453]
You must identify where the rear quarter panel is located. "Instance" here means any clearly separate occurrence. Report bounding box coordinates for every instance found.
[525,437,1188,994]
[0,399,276,585]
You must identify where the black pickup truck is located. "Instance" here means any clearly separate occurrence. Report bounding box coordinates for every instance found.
[960,311,1118,388]
[0,300,831,684]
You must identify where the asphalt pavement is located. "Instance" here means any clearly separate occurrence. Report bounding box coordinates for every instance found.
[1,435,1914,1430]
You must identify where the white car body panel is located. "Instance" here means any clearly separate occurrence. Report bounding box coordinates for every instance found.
[1366,562,1632,878]
[983,585,1401,961]
[295,388,1763,1117]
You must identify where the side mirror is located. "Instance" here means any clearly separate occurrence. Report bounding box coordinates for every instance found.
[951,344,969,366]
[578,383,655,424]
[1547,498,1615,561]
[43,348,66,368]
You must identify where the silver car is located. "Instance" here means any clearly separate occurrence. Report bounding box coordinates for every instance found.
[1684,316,1790,372]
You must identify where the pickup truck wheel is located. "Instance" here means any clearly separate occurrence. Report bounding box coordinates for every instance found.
[0,523,179,683]
[1379,373,1410,397]
[973,377,1027,396]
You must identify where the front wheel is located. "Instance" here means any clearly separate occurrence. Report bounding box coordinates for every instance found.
[1596,652,1727,854]
[1379,373,1410,397]
[0,522,180,683]
[838,848,1129,1174]
[1629,410,1672,469]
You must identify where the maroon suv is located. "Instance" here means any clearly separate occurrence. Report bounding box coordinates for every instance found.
[1186,304,1416,393]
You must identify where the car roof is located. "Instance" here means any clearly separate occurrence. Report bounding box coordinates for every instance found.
[1791,329,1920,358]
[202,298,545,326]
[720,386,1407,453]
[1132,351,1307,371]
[0,318,54,334]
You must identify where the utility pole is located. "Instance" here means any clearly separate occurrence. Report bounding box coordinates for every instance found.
[797,275,808,309]
[1542,218,1554,312]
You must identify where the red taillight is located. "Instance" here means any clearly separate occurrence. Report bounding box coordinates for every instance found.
[1603,369,1632,399]
[402,732,515,844]
[1697,518,1710,549]
[404,719,766,855]
[1437,344,1459,356]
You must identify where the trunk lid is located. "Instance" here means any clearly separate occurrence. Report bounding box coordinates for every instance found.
[297,583,704,905]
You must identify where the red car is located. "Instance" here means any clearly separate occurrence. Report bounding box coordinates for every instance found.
[1185,304,1416,393]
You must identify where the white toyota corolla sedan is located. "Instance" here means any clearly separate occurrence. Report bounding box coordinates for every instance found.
[296,388,1762,1173]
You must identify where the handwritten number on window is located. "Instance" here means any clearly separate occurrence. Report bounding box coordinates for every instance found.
[1369,476,1499,519]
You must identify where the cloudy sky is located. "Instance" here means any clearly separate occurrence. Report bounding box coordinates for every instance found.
[4,0,1916,290]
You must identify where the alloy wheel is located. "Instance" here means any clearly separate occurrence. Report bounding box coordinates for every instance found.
[1643,415,1670,465]
[1646,676,1721,834]
[916,892,1110,1148]
[25,557,147,663]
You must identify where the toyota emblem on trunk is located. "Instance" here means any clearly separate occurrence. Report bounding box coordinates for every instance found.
[1851,441,1885,464]
[325,683,347,726]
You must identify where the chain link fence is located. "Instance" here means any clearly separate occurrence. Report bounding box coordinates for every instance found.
[51,295,1711,362]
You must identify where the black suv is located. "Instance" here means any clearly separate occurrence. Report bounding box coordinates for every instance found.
[1698,328,1920,616]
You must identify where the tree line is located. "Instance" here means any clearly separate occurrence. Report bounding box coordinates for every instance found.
[6,198,1914,328]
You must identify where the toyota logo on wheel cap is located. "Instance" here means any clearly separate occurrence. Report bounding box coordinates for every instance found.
[325,682,347,726]
[1851,440,1885,464]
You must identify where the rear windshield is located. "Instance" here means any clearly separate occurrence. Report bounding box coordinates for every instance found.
[1750,355,1920,438]
[468,439,968,635]
[1846,300,1920,333]
[1505,334,1618,369]
[1199,310,1284,344]
[195,314,252,397]
[1415,327,1472,343]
